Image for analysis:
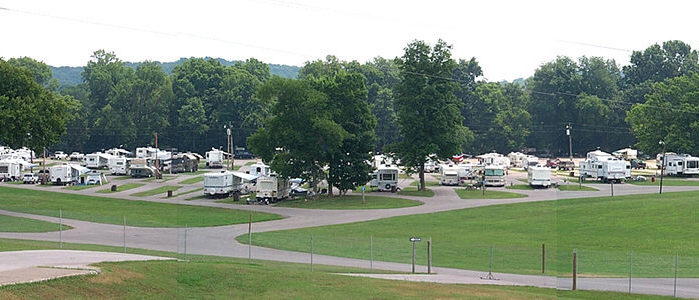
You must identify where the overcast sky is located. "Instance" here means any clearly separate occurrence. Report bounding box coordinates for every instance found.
[1,0,697,81]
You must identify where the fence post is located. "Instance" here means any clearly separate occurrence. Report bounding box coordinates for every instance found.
[248,213,252,263]
[427,239,432,274]
[674,252,678,298]
[370,235,373,272]
[123,216,126,253]
[611,180,614,197]
[628,250,632,293]
[184,224,187,261]
[411,239,416,274]
[59,209,63,249]
[542,243,546,273]
[310,234,313,272]
[572,251,577,290]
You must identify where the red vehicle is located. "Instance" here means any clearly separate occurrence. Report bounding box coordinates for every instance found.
[545,159,559,168]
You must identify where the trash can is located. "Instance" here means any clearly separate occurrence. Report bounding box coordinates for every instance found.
[111,184,117,192]
[391,186,397,193]
[167,190,173,197]
[569,172,575,177]
[651,176,655,182]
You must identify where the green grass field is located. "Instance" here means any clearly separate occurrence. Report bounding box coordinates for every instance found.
[242,191,699,277]
[557,184,598,191]
[505,184,535,190]
[110,175,132,180]
[625,178,699,186]
[409,180,440,187]
[178,176,203,184]
[274,195,421,209]
[0,186,280,227]
[454,189,527,199]
[130,185,182,197]
[170,188,201,198]
[0,238,668,300]
[63,184,100,191]
[95,183,144,193]
[142,175,179,183]
[0,215,70,232]
[396,187,434,197]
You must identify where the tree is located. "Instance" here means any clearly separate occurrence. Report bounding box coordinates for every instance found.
[623,40,699,86]
[391,39,468,190]
[7,57,58,90]
[626,73,699,155]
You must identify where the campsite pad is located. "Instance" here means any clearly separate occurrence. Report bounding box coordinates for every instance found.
[0,250,175,286]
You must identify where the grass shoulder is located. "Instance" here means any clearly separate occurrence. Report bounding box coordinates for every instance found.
[397,187,434,197]
[557,184,598,191]
[130,185,182,197]
[96,183,144,193]
[0,215,70,232]
[455,189,527,199]
[274,194,421,210]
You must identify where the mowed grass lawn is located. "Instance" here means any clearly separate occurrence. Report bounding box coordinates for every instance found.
[455,189,527,199]
[95,183,144,193]
[242,191,699,277]
[0,215,70,232]
[0,186,280,227]
[178,176,203,184]
[130,185,182,197]
[0,239,667,300]
[625,178,699,186]
[557,184,598,191]
[397,187,434,197]
[274,195,421,209]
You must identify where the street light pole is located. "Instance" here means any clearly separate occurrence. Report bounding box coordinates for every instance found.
[566,123,573,161]
[659,140,666,195]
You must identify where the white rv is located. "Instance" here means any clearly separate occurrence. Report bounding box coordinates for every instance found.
[86,171,107,185]
[483,165,506,187]
[369,166,399,191]
[0,160,22,181]
[84,153,112,169]
[248,162,271,177]
[665,154,699,176]
[527,166,551,188]
[424,159,436,173]
[507,152,527,168]
[49,164,84,185]
[105,148,131,157]
[477,152,510,167]
[203,171,258,197]
[579,149,631,182]
[108,157,129,175]
[522,155,540,171]
[205,149,225,168]
[255,174,291,204]
[613,148,638,160]
[440,164,461,186]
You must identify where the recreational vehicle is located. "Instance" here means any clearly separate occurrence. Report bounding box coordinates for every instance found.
[522,155,540,171]
[69,152,84,161]
[579,149,631,182]
[248,162,271,177]
[370,166,399,191]
[49,164,84,185]
[53,151,68,160]
[665,154,699,176]
[507,152,527,168]
[440,164,461,186]
[86,171,107,185]
[105,148,131,157]
[168,153,199,173]
[129,158,156,178]
[205,149,225,168]
[108,157,129,175]
[255,174,291,204]
[613,148,638,160]
[203,171,258,197]
[0,160,22,181]
[527,166,551,188]
[84,153,112,169]
[483,165,506,187]
[477,152,510,167]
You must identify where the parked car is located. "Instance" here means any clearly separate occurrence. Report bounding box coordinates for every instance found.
[22,173,38,184]
[631,159,647,169]
[53,151,68,160]
[558,160,575,171]
[234,147,254,159]
[545,159,559,169]
[69,152,85,161]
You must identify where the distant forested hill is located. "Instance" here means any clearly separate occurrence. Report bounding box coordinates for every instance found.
[50,58,300,87]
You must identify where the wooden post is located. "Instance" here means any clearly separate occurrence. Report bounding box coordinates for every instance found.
[427,240,432,274]
[628,250,632,293]
[248,213,252,263]
[123,216,126,253]
[59,209,63,249]
[674,252,678,298]
[572,251,577,290]
[370,235,373,272]
[542,243,546,273]
[184,224,188,261]
[412,240,416,273]
[310,234,314,272]
[611,180,614,197]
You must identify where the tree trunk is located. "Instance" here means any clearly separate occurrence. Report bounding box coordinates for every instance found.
[328,167,334,197]
[419,162,425,191]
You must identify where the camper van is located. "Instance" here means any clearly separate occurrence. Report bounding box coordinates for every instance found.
[205,149,225,168]
[248,162,271,177]
[255,174,291,204]
[527,166,551,188]
[49,164,83,185]
[440,164,460,186]
[84,153,112,169]
[579,149,631,182]
[108,157,129,175]
[483,165,506,187]
[370,166,399,191]
[522,155,540,171]
[665,154,699,176]
[0,160,22,181]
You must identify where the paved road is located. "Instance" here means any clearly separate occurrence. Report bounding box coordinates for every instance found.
[1,171,698,298]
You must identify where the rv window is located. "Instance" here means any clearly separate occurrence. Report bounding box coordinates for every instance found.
[381,173,395,181]
[688,161,698,168]
[597,165,602,169]
[372,174,377,179]
[678,162,683,166]
[626,165,630,169]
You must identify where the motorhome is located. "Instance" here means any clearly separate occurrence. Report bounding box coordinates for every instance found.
[108,157,129,175]
[424,159,436,173]
[84,153,112,169]
[49,164,84,185]
[483,165,506,187]
[135,147,171,160]
[477,152,510,167]
[205,149,225,168]
[167,153,199,173]
[248,162,271,177]
[507,152,527,168]
[440,164,461,186]
[665,154,699,176]
[255,174,291,204]
[129,158,156,178]
[522,155,540,171]
[369,166,399,191]
[527,166,551,188]
[579,149,631,182]
[0,160,22,181]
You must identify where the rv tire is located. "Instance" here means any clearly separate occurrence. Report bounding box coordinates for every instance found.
[385,184,391,190]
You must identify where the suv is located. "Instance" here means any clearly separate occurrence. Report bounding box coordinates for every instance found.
[22,173,39,184]
[631,159,647,169]
[558,160,575,171]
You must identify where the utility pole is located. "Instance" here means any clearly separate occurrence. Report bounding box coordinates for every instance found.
[566,123,573,161]
[224,124,232,170]
[154,132,161,179]
[659,140,666,194]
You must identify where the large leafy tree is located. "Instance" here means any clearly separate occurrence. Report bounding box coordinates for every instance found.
[626,74,699,155]
[623,40,699,86]
[391,39,468,190]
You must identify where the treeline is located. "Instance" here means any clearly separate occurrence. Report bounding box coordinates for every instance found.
[1,40,697,159]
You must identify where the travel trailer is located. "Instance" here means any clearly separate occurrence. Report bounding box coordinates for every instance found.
[664,154,699,176]
[507,152,527,168]
[369,166,399,191]
[84,153,112,169]
[49,164,85,185]
[613,148,638,160]
[136,147,171,160]
[527,166,551,188]
[167,153,199,173]
[105,148,131,157]
[86,171,107,185]
[440,164,461,186]
[579,149,631,182]
[0,160,23,181]
[108,157,129,175]
[483,165,506,187]
[248,162,271,177]
[203,171,257,197]
[254,174,292,204]
[477,152,510,167]
[129,158,156,178]
[522,155,540,171]
[205,148,225,168]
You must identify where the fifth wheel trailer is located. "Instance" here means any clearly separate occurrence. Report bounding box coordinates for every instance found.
[579,149,631,182]
[665,154,699,176]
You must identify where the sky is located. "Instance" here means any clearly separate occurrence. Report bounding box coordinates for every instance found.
[1,0,698,81]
